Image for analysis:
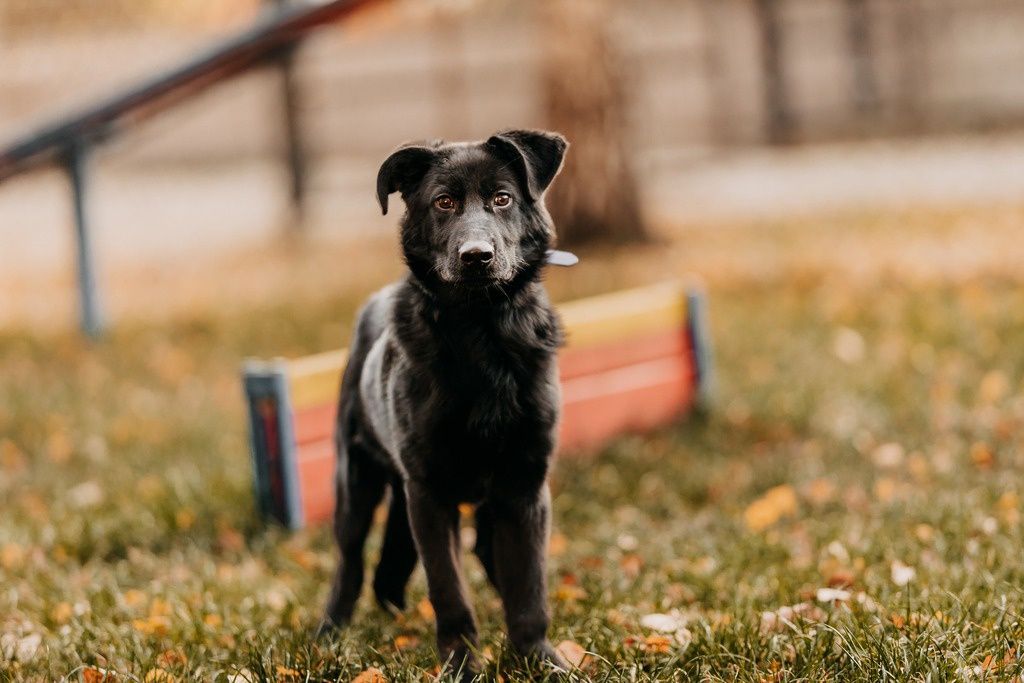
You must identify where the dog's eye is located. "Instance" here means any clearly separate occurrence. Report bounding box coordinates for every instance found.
[433,195,455,212]
[493,192,512,208]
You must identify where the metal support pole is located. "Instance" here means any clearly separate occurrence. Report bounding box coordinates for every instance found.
[279,45,307,219]
[754,0,794,145]
[269,0,307,229]
[65,141,104,338]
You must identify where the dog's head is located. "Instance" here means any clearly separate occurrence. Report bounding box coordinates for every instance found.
[376,129,567,297]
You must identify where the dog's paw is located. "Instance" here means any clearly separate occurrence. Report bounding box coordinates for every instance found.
[313,615,349,641]
[521,640,575,676]
[437,642,482,683]
[372,581,407,614]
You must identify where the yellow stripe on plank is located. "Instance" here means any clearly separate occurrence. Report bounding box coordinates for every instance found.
[560,281,687,350]
[287,350,348,410]
[284,282,687,408]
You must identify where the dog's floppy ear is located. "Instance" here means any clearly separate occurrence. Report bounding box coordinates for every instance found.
[486,129,568,201]
[376,144,437,215]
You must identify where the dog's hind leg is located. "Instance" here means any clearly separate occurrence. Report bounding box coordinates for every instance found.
[319,443,388,634]
[372,477,419,611]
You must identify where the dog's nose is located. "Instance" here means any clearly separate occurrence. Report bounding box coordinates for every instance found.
[459,241,494,266]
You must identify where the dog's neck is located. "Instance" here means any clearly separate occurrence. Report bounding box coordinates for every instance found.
[408,273,545,319]
[405,257,547,317]
[400,267,560,356]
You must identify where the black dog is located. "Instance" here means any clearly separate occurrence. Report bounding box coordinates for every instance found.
[319,130,570,677]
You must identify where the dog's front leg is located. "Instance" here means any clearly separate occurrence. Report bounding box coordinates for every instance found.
[492,484,568,670]
[405,481,480,678]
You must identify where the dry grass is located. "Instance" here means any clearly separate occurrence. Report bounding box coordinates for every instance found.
[2,203,1024,681]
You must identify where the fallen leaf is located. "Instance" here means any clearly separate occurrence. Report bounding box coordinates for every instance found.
[143,670,175,683]
[620,554,643,579]
[871,443,905,469]
[759,603,826,634]
[149,598,172,617]
[891,561,916,586]
[997,491,1020,524]
[0,632,42,662]
[123,589,147,608]
[979,370,1009,404]
[804,478,835,505]
[744,485,798,532]
[815,587,851,603]
[548,532,568,556]
[352,668,386,683]
[69,480,104,509]
[1,543,26,570]
[665,582,696,603]
[132,616,170,636]
[642,635,673,654]
[82,667,117,682]
[907,452,930,480]
[156,649,187,668]
[51,602,73,625]
[137,475,165,501]
[174,509,196,530]
[617,534,639,551]
[555,640,590,670]
[873,477,897,503]
[416,598,434,622]
[826,570,855,588]
[673,626,694,649]
[46,430,74,463]
[555,585,586,602]
[640,612,688,633]
[217,525,245,552]
[971,442,995,469]
[0,439,26,471]
[226,668,254,683]
[275,666,299,681]
[832,327,865,364]
[263,589,287,612]
[393,634,419,651]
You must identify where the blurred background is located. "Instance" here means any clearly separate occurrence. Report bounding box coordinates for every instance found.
[4,1,1024,678]
[2,0,1024,329]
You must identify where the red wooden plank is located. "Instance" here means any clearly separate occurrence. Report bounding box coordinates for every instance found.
[559,354,695,452]
[560,328,688,380]
[293,350,696,524]
[290,329,693,448]
[296,439,336,525]
[294,403,337,446]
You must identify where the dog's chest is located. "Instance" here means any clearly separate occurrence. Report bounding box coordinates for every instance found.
[403,331,558,499]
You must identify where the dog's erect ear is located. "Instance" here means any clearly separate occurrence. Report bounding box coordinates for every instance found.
[376,145,437,215]
[485,129,568,201]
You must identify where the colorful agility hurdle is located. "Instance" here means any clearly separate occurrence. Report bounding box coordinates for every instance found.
[243,281,713,529]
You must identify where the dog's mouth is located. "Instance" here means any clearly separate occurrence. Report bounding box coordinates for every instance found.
[457,272,499,288]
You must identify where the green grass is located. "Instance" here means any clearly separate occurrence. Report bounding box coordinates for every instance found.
[3,211,1024,681]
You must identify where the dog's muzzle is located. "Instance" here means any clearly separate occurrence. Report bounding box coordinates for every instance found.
[458,240,494,267]
[456,240,497,282]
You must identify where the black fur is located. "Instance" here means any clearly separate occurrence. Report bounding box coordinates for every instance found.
[319,130,570,678]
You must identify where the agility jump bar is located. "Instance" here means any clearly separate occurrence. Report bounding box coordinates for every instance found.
[242,281,714,529]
